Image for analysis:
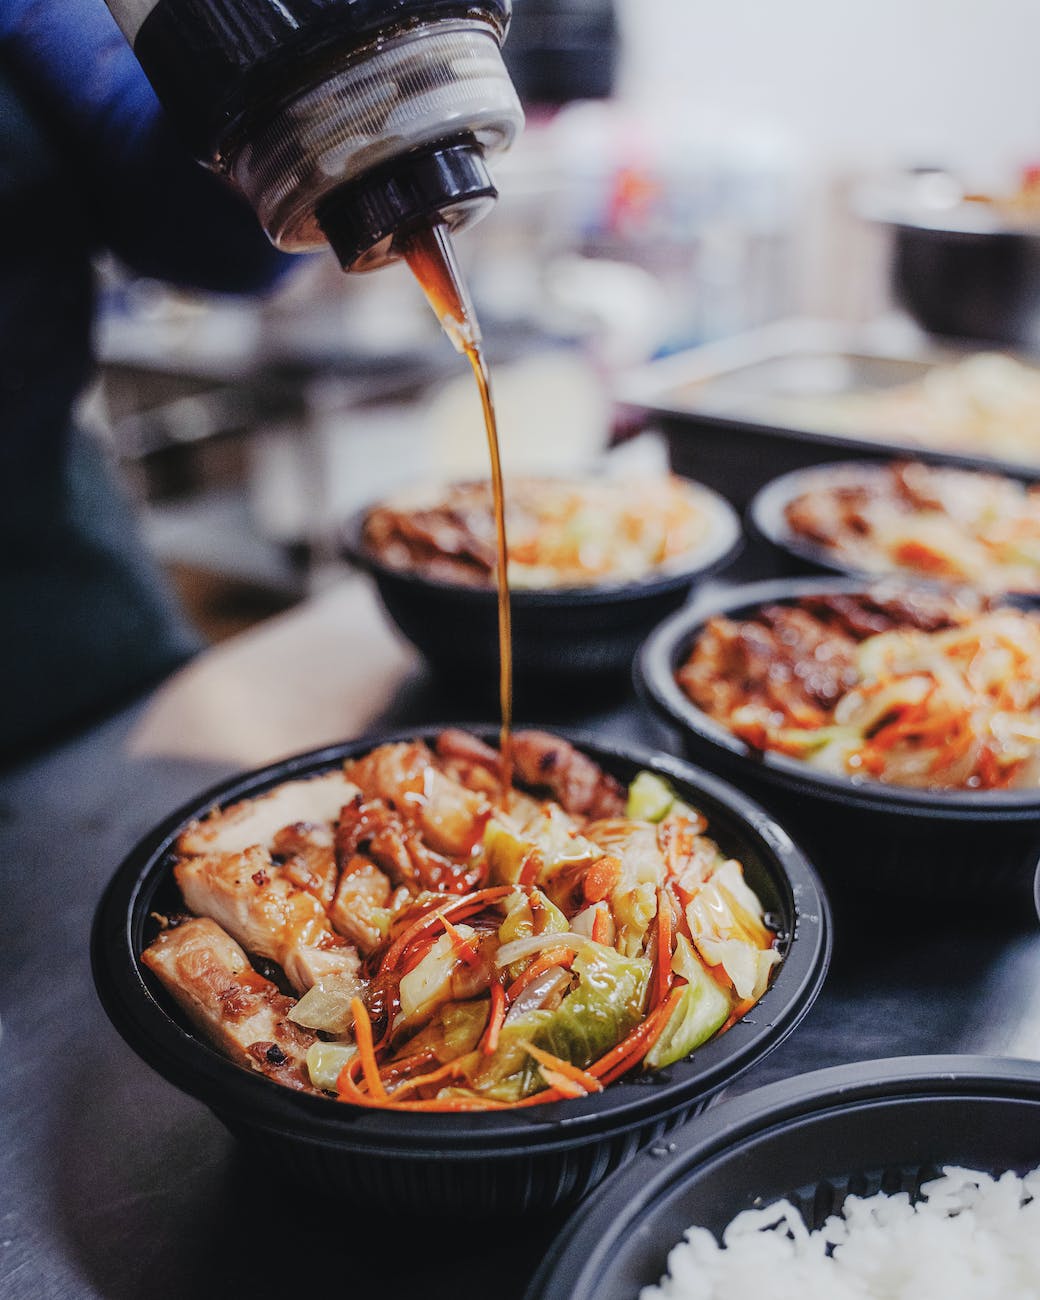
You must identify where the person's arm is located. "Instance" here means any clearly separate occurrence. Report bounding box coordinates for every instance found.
[0,0,295,293]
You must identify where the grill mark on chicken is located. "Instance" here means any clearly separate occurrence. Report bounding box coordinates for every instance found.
[141,917,317,1091]
[175,846,360,994]
[511,730,625,818]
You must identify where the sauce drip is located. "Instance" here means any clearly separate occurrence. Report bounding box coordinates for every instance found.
[402,223,513,793]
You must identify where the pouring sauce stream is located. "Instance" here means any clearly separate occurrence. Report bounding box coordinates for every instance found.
[401,223,514,793]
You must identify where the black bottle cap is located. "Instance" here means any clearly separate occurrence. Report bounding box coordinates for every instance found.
[316,137,498,271]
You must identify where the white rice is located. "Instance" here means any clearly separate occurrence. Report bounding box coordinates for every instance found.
[642,1166,1040,1300]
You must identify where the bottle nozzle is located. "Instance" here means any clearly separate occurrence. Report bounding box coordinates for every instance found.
[316,137,498,274]
[401,223,481,354]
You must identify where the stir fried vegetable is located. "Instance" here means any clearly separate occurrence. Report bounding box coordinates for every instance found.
[145,732,781,1110]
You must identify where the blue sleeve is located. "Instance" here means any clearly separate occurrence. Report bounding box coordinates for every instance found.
[0,0,298,294]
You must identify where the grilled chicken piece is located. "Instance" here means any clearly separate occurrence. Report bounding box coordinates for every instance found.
[175,846,360,993]
[344,742,491,857]
[336,798,485,894]
[330,852,393,953]
[336,797,416,887]
[273,822,338,909]
[511,731,625,819]
[142,917,317,1092]
[678,611,857,732]
[177,771,358,857]
[434,729,505,796]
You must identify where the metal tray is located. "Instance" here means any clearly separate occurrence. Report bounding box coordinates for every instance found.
[619,318,1040,508]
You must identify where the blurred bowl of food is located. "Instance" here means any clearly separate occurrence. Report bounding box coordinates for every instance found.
[526,1054,1040,1300]
[341,474,741,702]
[92,726,829,1216]
[637,577,1040,899]
[749,459,1040,597]
[863,169,1040,348]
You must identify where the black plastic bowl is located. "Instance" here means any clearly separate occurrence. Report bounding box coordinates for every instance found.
[340,480,742,705]
[749,459,1040,595]
[637,577,1040,899]
[526,1054,1040,1300]
[91,727,829,1217]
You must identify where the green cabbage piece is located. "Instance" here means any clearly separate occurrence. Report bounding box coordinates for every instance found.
[483,808,600,887]
[467,946,650,1099]
[625,770,703,826]
[645,934,732,1070]
[497,886,568,946]
[534,947,650,1068]
[306,1041,357,1093]
[626,771,676,822]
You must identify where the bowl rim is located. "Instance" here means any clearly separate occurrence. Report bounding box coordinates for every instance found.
[524,1053,1040,1300]
[91,725,830,1154]
[636,575,1040,817]
[339,475,743,605]
[748,458,1040,599]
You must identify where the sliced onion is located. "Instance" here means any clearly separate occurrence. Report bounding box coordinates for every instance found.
[504,967,573,1022]
[494,931,595,969]
[288,971,363,1033]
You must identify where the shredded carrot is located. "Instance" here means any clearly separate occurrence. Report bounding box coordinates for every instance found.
[591,907,612,946]
[520,1041,603,1094]
[505,947,574,1002]
[518,850,543,886]
[589,987,685,1085]
[928,722,976,774]
[583,855,621,904]
[535,1067,588,1099]
[720,995,758,1035]
[439,915,482,968]
[376,1048,438,1084]
[380,885,515,973]
[482,981,506,1055]
[380,1057,467,1101]
[652,888,674,1008]
[350,996,387,1099]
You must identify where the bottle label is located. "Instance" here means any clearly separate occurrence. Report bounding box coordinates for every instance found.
[104,0,159,43]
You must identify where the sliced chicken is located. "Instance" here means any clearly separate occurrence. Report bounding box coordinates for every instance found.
[344,741,491,857]
[511,730,625,819]
[175,846,360,993]
[337,798,484,894]
[435,729,505,796]
[177,771,358,857]
[273,821,338,909]
[142,917,317,1092]
[330,852,393,953]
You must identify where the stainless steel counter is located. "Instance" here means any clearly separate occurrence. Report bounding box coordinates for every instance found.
[3,569,1039,1300]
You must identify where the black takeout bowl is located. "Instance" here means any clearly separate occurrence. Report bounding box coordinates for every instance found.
[340,479,742,705]
[637,577,1040,900]
[749,459,1040,596]
[526,1054,1040,1300]
[91,727,829,1217]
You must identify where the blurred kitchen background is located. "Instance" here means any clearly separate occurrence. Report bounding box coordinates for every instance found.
[90,0,1040,641]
